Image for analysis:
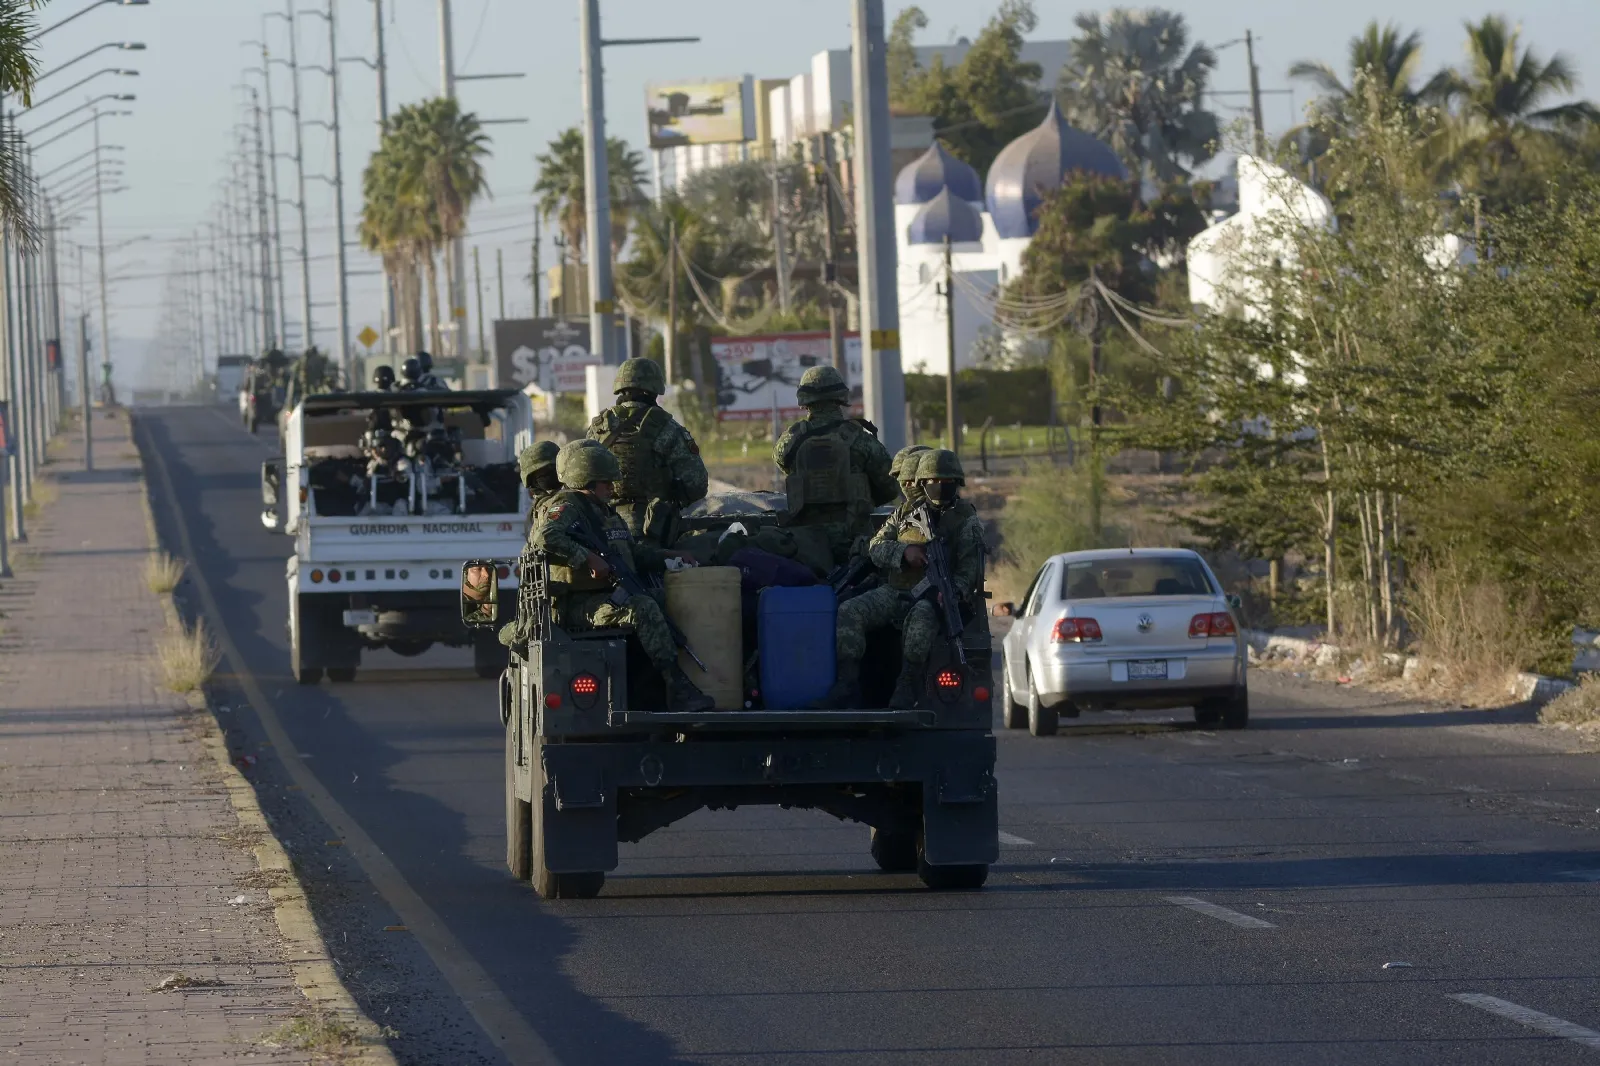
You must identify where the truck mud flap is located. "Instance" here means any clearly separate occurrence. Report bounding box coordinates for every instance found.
[921,750,999,867]
[539,745,619,873]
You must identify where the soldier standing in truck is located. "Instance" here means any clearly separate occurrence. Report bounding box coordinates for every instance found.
[585,357,707,549]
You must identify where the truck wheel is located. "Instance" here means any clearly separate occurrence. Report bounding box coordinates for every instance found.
[474,632,509,680]
[505,723,531,881]
[290,613,321,684]
[916,831,988,891]
[328,667,357,683]
[529,740,604,900]
[1026,668,1058,737]
[1001,667,1027,730]
[388,639,432,658]
[869,824,918,873]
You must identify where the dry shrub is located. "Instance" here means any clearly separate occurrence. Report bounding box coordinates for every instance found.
[1403,555,1541,704]
[1540,674,1600,728]
[156,617,219,694]
[143,551,186,594]
[260,1010,361,1054]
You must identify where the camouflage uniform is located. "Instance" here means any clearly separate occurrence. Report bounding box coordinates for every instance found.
[832,450,987,707]
[517,440,563,536]
[774,366,898,565]
[291,347,337,402]
[890,444,931,505]
[586,357,707,548]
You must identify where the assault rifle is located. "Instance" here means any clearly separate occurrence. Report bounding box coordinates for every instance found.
[905,504,968,666]
[568,523,708,672]
[826,554,878,602]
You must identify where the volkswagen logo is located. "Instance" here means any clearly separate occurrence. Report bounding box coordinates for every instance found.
[1137,612,1154,632]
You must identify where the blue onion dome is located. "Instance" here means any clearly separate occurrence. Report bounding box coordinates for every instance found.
[908,187,985,245]
[985,100,1128,239]
[895,141,984,205]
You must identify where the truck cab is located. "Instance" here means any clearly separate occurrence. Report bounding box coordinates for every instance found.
[266,388,533,683]
[471,504,1000,900]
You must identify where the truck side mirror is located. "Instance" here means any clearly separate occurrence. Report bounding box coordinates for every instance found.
[260,460,282,530]
[461,559,500,628]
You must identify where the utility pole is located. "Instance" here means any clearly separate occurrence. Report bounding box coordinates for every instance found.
[472,245,485,364]
[771,162,791,314]
[283,0,314,351]
[579,0,616,363]
[851,0,905,450]
[438,0,466,356]
[495,247,505,321]
[253,39,289,349]
[531,211,541,317]
[372,0,396,355]
[323,0,352,378]
[941,235,957,455]
[665,221,677,382]
[250,88,275,348]
[78,312,90,472]
[3,139,25,542]
[1245,30,1265,156]
[92,108,111,410]
[818,132,845,372]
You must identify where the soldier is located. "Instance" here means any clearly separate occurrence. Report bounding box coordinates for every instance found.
[295,346,336,395]
[774,365,898,565]
[415,351,450,391]
[585,357,707,548]
[517,440,563,534]
[530,440,714,712]
[397,357,423,390]
[826,449,987,709]
[461,563,498,625]
[372,365,396,392]
[890,444,931,504]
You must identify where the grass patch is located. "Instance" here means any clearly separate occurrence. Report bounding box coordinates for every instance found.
[259,1010,362,1056]
[1403,555,1542,705]
[156,617,219,694]
[1541,675,1600,728]
[143,551,186,594]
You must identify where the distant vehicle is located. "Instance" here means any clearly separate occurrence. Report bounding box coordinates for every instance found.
[997,548,1248,736]
[215,355,252,405]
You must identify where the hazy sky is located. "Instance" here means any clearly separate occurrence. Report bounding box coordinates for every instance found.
[28,0,1596,391]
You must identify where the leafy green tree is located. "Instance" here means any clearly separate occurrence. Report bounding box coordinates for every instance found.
[1057,8,1220,184]
[0,2,44,241]
[887,6,930,114]
[533,128,648,261]
[1289,21,1449,109]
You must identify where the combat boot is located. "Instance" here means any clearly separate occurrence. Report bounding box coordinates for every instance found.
[813,657,861,709]
[664,664,716,713]
[888,663,922,709]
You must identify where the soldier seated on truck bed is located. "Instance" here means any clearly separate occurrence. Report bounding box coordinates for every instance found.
[530,440,715,713]
[827,449,987,709]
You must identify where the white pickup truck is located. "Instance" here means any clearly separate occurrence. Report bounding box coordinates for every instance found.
[261,388,533,683]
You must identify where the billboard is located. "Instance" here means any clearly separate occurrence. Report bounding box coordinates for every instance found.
[646,77,754,149]
[710,332,862,422]
[493,318,601,394]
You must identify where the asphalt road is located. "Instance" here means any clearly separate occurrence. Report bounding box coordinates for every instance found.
[137,403,1600,1066]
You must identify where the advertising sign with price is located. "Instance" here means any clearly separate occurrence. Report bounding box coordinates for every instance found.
[710,332,862,422]
[493,318,601,394]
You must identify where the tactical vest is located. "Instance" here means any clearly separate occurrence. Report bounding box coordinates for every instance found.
[545,495,637,594]
[888,500,977,591]
[594,405,673,503]
[785,419,870,520]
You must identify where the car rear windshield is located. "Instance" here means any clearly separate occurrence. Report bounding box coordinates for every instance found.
[1060,557,1215,599]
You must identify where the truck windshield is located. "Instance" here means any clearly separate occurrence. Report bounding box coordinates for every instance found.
[1060,557,1215,599]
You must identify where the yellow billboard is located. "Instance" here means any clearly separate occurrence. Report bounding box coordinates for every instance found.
[646,78,753,149]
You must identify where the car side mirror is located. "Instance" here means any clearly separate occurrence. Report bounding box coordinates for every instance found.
[994,601,1016,617]
[1226,594,1242,610]
[461,559,501,628]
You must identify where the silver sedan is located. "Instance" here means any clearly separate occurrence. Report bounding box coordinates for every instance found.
[998,548,1248,736]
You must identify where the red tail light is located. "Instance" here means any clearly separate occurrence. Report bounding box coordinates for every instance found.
[327,569,342,583]
[935,669,962,690]
[570,673,599,696]
[1189,612,1238,638]
[1051,617,1103,643]
[544,692,562,709]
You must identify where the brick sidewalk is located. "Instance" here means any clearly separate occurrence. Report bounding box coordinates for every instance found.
[0,413,318,1064]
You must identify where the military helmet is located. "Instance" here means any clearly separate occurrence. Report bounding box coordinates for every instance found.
[890,444,931,482]
[795,364,849,407]
[518,440,561,483]
[557,438,621,487]
[614,356,665,396]
[372,365,395,390]
[416,351,433,373]
[400,357,421,382]
[916,447,965,485]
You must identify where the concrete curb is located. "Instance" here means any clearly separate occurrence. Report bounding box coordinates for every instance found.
[132,417,398,1065]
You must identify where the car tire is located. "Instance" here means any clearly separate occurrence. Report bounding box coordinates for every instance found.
[529,738,605,900]
[1221,686,1249,730]
[1001,664,1027,730]
[1026,668,1058,737]
[870,824,919,873]
[916,830,988,891]
[1193,701,1223,728]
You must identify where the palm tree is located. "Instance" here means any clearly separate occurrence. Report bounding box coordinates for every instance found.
[1434,16,1599,176]
[1058,8,1219,185]
[0,2,44,243]
[359,145,433,353]
[533,127,648,263]
[1289,22,1450,109]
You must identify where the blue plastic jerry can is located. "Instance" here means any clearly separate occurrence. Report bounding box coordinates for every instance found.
[757,585,837,709]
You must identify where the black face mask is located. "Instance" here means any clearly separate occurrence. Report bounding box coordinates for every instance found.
[931,482,959,506]
[530,471,561,495]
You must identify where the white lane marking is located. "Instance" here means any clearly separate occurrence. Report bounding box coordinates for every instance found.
[1164,896,1276,929]
[1450,993,1600,1051]
[997,831,1035,847]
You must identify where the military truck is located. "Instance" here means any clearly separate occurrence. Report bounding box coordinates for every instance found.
[262,388,533,682]
[463,505,999,899]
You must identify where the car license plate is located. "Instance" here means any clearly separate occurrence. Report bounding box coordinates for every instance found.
[1126,660,1168,681]
[342,609,378,627]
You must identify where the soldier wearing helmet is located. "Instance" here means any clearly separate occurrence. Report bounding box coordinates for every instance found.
[372,365,396,392]
[774,364,898,566]
[398,357,423,390]
[516,440,563,533]
[526,440,714,712]
[584,356,707,548]
[414,351,449,391]
[824,449,988,709]
[890,444,932,504]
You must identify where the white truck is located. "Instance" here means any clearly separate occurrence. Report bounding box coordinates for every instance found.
[261,388,533,683]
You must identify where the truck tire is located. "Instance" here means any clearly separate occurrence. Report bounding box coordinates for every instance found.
[1026,668,1057,737]
[290,604,321,685]
[505,722,531,881]
[328,667,357,683]
[529,739,604,900]
[869,824,918,873]
[474,631,509,680]
[916,830,988,891]
[1001,666,1027,730]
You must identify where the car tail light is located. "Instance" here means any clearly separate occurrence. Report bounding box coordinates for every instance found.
[972,685,991,703]
[496,565,511,580]
[328,569,341,584]
[309,569,323,584]
[568,671,600,710]
[1051,617,1102,643]
[1189,612,1238,638]
[936,669,962,690]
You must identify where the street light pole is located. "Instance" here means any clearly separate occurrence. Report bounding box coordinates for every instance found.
[273,0,314,352]
[578,0,615,363]
[304,0,351,378]
[249,88,274,349]
[372,0,396,355]
[248,43,289,348]
[92,108,112,408]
